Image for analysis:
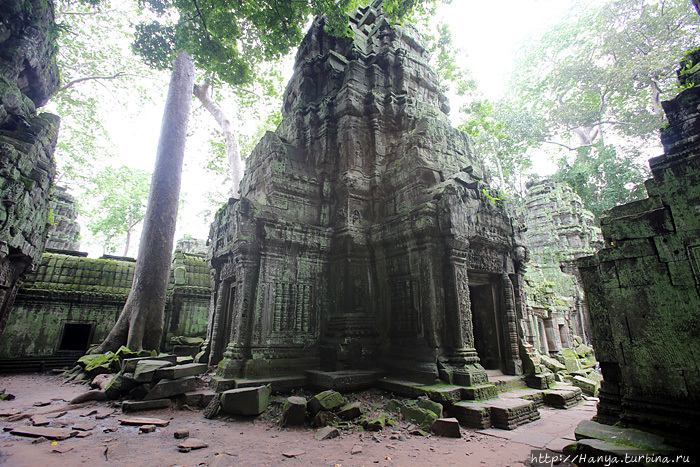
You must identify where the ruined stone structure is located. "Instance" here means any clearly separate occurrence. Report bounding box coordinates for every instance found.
[522,181,603,353]
[0,0,60,338]
[45,186,81,251]
[578,50,700,435]
[0,239,211,371]
[207,2,527,387]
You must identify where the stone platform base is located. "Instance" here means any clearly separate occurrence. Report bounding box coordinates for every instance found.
[488,398,541,430]
[544,385,583,409]
[377,378,497,402]
[305,369,386,392]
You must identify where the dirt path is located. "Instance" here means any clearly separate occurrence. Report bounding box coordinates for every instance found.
[0,373,595,467]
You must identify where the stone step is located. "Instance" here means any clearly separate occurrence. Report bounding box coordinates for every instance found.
[462,383,498,401]
[305,369,386,392]
[500,389,545,408]
[453,401,492,429]
[377,377,496,402]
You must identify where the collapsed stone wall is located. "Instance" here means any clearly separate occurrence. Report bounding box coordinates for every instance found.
[577,49,700,434]
[207,1,527,385]
[522,180,603,353]
[0,239,211,367]
[45,186,81,251]
[0,0,61,337]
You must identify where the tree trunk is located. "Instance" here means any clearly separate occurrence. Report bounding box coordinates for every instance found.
[97,51,195,352]
[193,81,243,196]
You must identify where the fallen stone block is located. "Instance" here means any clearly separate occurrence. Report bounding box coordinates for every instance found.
[432,417,461,438]
[155,363,207,380]
[122,399,171,412]
[139,424,157,433]
[540,354,566,373]
[220,386,271,416]
[118,417,169,427]
[127,383,151,401]
[122,355,176,373]
[315,426,339,441]
[312,410,339,427]
[281,396,307,426]
[400,405,437,431]
[134,360,174,383]
[417,399,443,418]
[337,401,362,421]
[174,429,189,439]
[105,372,138,399]
[10,426,78,440]
[144,376,197,400]
[571,375,599,396]
[307,390,345,417]
[544,388,582,409]
[488,398,540,430]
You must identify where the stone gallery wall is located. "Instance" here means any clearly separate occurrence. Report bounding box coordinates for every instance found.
[578,49,700,433]
[207,1,527,384]
[522,181,603,353]
[45,186,81,251]
[0,239,211,367]
[0,0,60,337]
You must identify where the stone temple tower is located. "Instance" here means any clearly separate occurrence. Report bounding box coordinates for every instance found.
[207,1,528,388]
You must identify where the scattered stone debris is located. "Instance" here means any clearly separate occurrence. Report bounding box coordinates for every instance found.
[138,424,157,434]
[315,426,340,441]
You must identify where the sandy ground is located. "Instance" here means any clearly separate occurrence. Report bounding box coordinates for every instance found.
[0,373,595,467]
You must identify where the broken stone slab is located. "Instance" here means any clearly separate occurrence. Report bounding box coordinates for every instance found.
[307,390,345,417]
[71,423,96,431]
[564,357,583,373]
[417,399,443,418]
[118,417,169,427]
[432,417,462,438]
[144,376,197,400]
[220,386,271,416]
[282,449,306,458]
[122,399,171,412]
[337,401,362,421]
[134,360,174,383]
[122,355,177,373]
[10,426,78,440]
[30,415,50,426]
[315,426,340,441]
[281,396,307,426]
[178,437,208,452]
[155,363,207,380]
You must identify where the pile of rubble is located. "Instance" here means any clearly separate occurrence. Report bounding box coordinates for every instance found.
[526,337,602,397]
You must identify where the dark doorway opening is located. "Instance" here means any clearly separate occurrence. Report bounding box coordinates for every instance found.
[59,322,93,351]
[469,282,504,371]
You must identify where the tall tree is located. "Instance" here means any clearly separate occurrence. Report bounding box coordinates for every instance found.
[97,51,194,352]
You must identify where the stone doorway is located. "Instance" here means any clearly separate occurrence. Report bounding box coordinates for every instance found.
[469,278,505,371]
[58,322,93,352]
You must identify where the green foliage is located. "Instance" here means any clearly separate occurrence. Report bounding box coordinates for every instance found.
[84,165,151,255]
[552,143,648,220]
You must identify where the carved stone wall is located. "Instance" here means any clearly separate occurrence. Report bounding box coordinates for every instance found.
[46,186,81,251]
[208,1,526,383]
[578,50,700,434]
[0,0,60,338]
